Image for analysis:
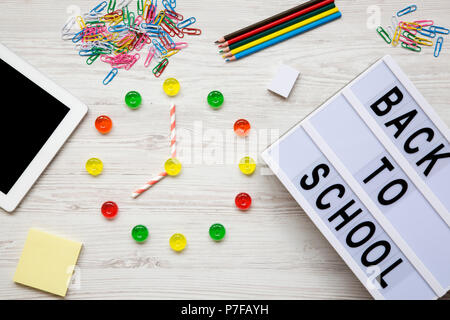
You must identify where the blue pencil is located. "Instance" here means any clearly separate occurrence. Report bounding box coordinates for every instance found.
[225,11,342,61]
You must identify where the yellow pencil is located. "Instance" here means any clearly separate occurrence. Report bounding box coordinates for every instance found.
[226,7,339,56]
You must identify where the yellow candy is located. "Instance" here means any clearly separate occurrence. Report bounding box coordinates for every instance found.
[239,156,256,175]
[165,158,182,176]
[86,158,103,176]
[170,233,187,252]
[163,78,180,97]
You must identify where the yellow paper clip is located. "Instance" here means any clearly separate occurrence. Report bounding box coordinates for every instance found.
[154,10,166,25]
[76,16,86,29]
[84,34,105,42]
[392,26,401,47]
[404,22,422,31]
[414,36,434,46]
[161,49,179,59]
[143,0,152,20]
[109,15,124,26]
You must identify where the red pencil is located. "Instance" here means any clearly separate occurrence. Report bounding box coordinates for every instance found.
[219,0,334,47]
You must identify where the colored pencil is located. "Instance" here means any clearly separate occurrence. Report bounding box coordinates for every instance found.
[219,0,334,47]
[225,12,342,61]
[215,0,328,43]
[219,3,336,53]
[222,7,339,58]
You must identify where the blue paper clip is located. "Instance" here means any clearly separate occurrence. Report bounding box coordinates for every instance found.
[429,25,450,35]
[152,39,168,55]
[79,49,95,56]
[177,17,196,29]
[170,0,176,8]
[434,37,443,58]
[90,1,108,15]
[417,27,436,38]
[72,29,85,43]
[103,68,118,85]
[108,24,129,32]
[397,5,417,17]
[141,23,162,34]
[162,0,176,12]
[160,30,176,49]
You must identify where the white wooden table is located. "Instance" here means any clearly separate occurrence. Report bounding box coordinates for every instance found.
[0,0,449,300]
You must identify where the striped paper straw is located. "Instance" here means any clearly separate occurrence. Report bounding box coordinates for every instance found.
[131,103,178,199]
[170,103,176,158]
[132,171,167,198]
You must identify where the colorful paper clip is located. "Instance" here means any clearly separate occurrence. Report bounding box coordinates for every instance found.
[137,0,144,15]
[103,68,118,85]
[174,42,188,50]
[144,46,156,67]
[86,54,100,65]
[414,20,434,27]
[377,26,392,44]
[391,15,399,29]
[152,38,168,54]
[386,26,394,38]
[434,37,443,58]
[152,58,168,77]
[177,17,196,29]
[397,5,417,17]
[162,0,176,12]
[91,1,108,15]
[417,27,436,38]
[165,10,183,22]
[392,26,401,47]
[429,25,450,35]
[108,0,117,13]
[182,27,201,35]
[401,42,421,52]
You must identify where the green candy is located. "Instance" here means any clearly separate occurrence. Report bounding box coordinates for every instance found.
[125,91,142,109]
[207,91,224,109]
[209,223,226,241]
[132,225,148,242]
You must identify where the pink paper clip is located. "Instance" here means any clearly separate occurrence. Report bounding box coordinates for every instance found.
[144,46,156,67]
[147,4,156,23]
[414,20,434,27]
[134,15,144,26]
[174,42,188,50]
[399,22,417,35]
[399,35,416,45]
[125,54,140,70]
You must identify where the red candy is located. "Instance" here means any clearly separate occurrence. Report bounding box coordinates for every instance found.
[235,192,252,210]
[101,201,118,219]
[95,115,113,134]
[233,119,251,137]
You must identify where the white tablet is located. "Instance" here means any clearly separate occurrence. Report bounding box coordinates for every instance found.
[0,43,87,212]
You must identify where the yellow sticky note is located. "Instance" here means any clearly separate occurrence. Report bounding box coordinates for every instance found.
[13,228,82,297]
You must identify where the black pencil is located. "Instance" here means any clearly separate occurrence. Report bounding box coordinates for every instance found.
[215,0,326,43]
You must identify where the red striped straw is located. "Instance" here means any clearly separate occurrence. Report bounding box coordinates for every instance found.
[170,103,176,158]
[132,171,167,198]
[131,103,177,199]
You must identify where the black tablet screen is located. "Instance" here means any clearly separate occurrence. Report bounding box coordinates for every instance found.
[0,58,69,194]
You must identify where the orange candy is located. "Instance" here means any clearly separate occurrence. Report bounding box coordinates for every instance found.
[95,115,113,134]
[234,119,251,137]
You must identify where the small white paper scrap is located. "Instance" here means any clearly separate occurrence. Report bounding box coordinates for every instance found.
[267,64,300,98]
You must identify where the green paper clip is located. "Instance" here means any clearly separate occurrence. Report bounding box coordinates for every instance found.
[107,0,116,13]
[86,54,100,65]
[401,42,421,52]
[377,26,392,44]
